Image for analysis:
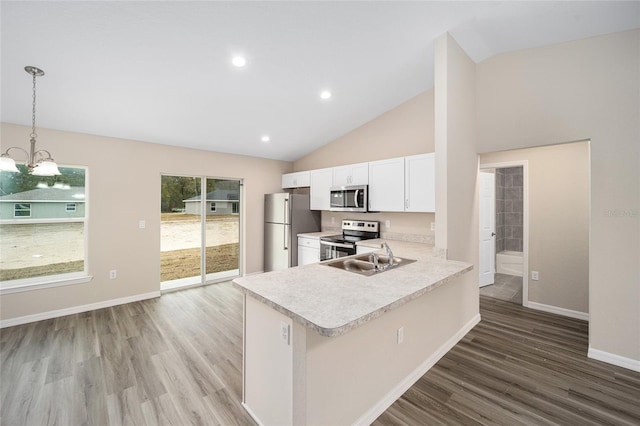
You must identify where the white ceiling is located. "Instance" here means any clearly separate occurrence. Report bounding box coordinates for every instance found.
[2,1,638,162]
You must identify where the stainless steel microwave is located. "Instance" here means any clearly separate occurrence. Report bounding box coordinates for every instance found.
[329,185,368,212]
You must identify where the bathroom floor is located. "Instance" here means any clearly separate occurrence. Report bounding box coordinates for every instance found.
[480,273,523,304]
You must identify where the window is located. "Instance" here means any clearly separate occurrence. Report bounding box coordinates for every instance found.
[232,202,239,214]
[14,203,31,217]
[210,202,217,212]
[1,166,89,293]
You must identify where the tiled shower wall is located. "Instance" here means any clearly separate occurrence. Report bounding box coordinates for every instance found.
[496,167,523,252]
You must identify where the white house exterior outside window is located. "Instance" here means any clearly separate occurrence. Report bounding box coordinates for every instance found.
[0,166,90,294]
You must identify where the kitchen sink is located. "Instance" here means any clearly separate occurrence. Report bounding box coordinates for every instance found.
[324,253,416,277]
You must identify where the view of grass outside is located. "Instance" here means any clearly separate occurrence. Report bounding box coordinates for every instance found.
[160,214,239,282]
[160,176,240,283]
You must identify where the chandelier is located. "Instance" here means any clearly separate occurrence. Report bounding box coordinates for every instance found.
[0,66,61,176]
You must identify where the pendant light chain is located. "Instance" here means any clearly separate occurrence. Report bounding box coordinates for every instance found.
[31,71,37,140]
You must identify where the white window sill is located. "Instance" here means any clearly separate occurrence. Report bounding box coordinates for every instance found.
[0,274,93,295]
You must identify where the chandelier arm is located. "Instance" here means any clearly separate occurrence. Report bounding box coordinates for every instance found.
[33,149,55,162]
[2,146,30,161]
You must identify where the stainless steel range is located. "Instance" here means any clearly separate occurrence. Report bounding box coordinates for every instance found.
[320,220,380,261]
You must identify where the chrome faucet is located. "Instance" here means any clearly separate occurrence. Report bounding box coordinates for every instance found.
[368,252,380,270]
[382,242,394,267]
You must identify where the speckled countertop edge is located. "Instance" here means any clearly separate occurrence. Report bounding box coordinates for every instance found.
[233,241,473,338]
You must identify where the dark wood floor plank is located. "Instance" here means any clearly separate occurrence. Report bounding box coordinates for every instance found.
[373,295,640,426]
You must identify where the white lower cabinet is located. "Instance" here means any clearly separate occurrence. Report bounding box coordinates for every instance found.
[298,236,320,265]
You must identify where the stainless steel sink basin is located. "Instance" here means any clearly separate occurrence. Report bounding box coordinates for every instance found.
[324,254,416,276]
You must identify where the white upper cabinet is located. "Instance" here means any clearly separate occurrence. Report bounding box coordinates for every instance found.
[282,171,310,189]
[332,162,369,186]
[309,168,333,210]
[368,157,405,212]
[405,153,435,212]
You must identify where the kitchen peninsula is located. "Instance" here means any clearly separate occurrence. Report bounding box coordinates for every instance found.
[233,240,476,425]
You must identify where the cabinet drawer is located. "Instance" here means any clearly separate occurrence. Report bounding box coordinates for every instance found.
[298,237,320,249]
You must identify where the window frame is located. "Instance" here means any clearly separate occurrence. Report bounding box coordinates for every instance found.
[0,165,92,294]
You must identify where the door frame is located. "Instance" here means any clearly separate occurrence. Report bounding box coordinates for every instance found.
[478,169,496,287]
[479,160,529,307]
[160,174,243,292]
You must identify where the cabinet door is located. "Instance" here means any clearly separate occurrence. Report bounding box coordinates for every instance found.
[298,237,320,265]
[332,162,369,186]
[368,158,405,212]
[310,168,333,210]
[282,171,310,189]
[405,153,435,212]
[350,162,369,185]
[332,165,352,187]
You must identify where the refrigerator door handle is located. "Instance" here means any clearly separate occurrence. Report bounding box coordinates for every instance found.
[284,198,289,225]
[284,224,289,250]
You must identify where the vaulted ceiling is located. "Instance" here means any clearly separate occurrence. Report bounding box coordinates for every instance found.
[2,1,638,161]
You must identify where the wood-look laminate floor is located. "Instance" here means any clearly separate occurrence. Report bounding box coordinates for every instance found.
[374,296,640,426]
[1,284,639,426]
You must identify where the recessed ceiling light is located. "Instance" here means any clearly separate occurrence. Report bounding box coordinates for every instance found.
[261,135,270,143]
[232,56,247,68]
[320,90,332,100]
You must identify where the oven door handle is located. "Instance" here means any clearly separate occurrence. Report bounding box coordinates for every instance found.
[321,241,354,250]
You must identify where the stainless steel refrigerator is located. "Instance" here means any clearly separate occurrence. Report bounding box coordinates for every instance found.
[264,193,321,271]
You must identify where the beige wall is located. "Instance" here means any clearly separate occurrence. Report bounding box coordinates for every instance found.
[294,90,434,171]
[476,30,640,362]
[294,89,436,240]
[434,32,480,327]
[0,123,291,321]
[481,142,590,313]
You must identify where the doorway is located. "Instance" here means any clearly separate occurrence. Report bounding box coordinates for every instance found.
[160,175,242,292]
[478,161,529,306]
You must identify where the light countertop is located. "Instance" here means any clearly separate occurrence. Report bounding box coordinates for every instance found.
[297,231,341,239]
[233,240,473,337]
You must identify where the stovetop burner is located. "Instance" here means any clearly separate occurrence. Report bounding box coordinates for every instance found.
[320,220,380,245]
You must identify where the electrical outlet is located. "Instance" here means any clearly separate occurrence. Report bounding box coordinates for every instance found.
[397,327,404,344]
[531,271,539,281]
[385,220,391,229]
[280,321,290,345]
[109,270,117,279]
[331,216,335,225]
[430,222,436,231]
[138,220,146,229]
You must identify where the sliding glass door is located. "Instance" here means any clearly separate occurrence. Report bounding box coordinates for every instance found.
[160,175,240,291]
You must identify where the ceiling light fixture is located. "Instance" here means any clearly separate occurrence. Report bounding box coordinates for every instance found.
[261,135,271,143]
[320,90,332,100]
[232,56,247,68]
[0,66,60,176]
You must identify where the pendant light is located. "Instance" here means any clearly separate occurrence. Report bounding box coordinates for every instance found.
[0,66,61,176]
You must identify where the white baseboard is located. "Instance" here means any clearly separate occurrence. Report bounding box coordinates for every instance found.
[241,402,264,426]
[0,291,161,328]
[588,346,640,373]
[353,313,482,426]
[527,301,589,321]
